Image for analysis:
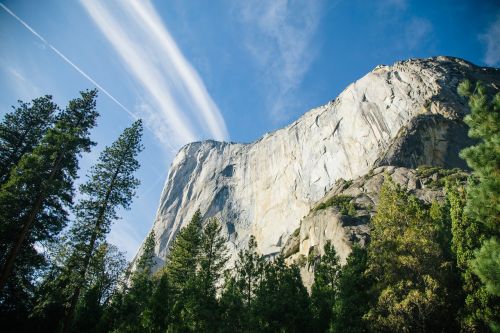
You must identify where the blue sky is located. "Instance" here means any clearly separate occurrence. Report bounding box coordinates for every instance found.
[1,0,499,259]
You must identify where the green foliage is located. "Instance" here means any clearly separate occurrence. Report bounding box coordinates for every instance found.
[343,179,353,189]
[219,235,264,331]
[30,242,126,333]
[458,80,499,232]
[73,244,127,333]
[366,177,456,333]
[471,238,500,297]
[141,273,172,333]
[0,90,99,325]
[416,165,468,189]
[60,119,143,332]
[253,256,312,333]
[220,236,313,333]
[198,218,229,298]
[1,80,499,333]
[135,231,156,279]
[311,241,340,333]
[0,95,58,185]
[314,195,356,216]
[165,210,202,291]
[25,120,144,332]
[234,235,265,308]
[193,218,229,332]
[331,246,371,333]
[160,211,203,331]
[106,233,155,333]
[453,80,500,332]
[219,272,245,333]
[152,212,229,332]
[447,182,495,332]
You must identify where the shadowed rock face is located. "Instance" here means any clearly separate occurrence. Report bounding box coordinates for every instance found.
[137,56,499,270]
[376,114,475,169]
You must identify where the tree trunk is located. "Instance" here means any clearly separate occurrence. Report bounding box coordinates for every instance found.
[61,150,127,333]
[0,150,66,292]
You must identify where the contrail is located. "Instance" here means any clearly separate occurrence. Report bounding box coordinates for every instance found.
[0,2,178,154]
[0,3,136,119]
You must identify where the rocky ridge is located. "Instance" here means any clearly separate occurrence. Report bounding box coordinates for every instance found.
[281,165,468,288]
[138,56,500,270]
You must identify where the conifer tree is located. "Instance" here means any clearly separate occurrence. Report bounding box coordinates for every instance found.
[165,210,203,290]
[72,243,127,333]
[253,256,312,333]
[311,240,340,333]
[447,182,492,332]
[219,235,264,332]
[235,235,265,309]
[0,95,58,185]
[60,119,143,332]
[331,245,370,333]
[141,273,172,333]
[0,90,99,305]
[134,231,156,283]
[455,80,500,332]
[195,218,229,332]
[219,272,245,332]
[106,231,156,333]
[458,80,499,233]
[163,210,203,331]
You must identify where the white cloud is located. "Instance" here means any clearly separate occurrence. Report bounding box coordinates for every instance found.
[481,13,500,66]
[236,0,324,122]
[80,0,229,148]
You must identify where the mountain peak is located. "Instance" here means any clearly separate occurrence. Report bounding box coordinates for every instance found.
[138,57,500,270]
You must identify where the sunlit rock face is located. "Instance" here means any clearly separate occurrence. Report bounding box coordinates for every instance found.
[140,56,499,269]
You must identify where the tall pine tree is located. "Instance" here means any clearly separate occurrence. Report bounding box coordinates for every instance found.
[60,119,143,332]
[455,80,500,332]
[219,235,263,332]
[0,90,99,315]
[140,273,172,333]
[195,218,229,332]
[163,210,203,331]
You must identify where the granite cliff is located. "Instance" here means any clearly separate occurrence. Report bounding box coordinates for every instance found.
[138,56,500,269]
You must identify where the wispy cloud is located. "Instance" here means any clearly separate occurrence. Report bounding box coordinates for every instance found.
[480,13,500,66]
[2,65,41,100]
[236,0,324,123]
[80,0,229,147]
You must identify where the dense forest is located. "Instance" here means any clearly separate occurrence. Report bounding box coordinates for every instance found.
[0,80,498,333]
